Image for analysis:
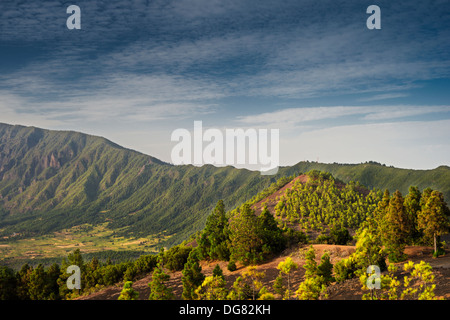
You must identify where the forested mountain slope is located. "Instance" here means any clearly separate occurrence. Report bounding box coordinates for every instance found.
[75,171,450,301]
[278,162,450,206]
[0,122,449,250]
[0,123,275,246]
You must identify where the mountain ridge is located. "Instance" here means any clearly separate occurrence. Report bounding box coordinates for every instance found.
[0,122,449,251]
[279,161,450,204]
[0,123,275,247]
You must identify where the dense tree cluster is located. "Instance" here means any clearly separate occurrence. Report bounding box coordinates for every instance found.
[0,248,158,300]
[274,171,382,232]
[371,187,450,262]
[199,199,292,266]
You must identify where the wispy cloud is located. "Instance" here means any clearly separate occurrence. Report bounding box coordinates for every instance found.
[1,0,449,169]
[236,106,366,127]
[362,105,450,121]
[358,93,410,102]
[236,105,450,127]
[2,0,450,102]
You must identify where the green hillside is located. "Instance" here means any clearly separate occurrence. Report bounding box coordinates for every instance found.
[0,123,276,247]
[278,161,450,206]
[0,122,449,254]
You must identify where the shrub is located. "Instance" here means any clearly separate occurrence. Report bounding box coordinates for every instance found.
[118,281,139,300]
[227,260,237,272]
[316,233,331,244]
[334,257,357,283]
[317,251,334,285]
[329,226,352,245]
[283,227,308,246]
[164,245,193,272]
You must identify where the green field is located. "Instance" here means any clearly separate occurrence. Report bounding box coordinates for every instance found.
[0,222,168,268]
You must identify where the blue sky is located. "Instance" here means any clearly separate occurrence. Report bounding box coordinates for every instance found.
[0,0,449,169]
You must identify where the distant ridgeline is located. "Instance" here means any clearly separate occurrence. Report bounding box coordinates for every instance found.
[278,161,450,208]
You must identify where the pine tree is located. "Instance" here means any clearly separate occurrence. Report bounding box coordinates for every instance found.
[229,203,263,265]
[272,273,286,297]
[28,264,47,300]
[181,249,205,300]
[85,257,100,288]
[258,205,286,256]
[199,200,231,261]
[353,226,386,272]
[16,263,32,300]
[303,246,317,279]
[58,248,85,298]
[148,253,173,300]
[296,246,328,300]
[212,264,224,280]
[296,276,327,300]
[228,275,251,300]
[418,190,450,256]
[374,189,390,229]
[195,276,228,300]
[118,281,139,300]
[67,248,84,268]
[317,251,334,285]
[276,256,298,300]
[381,190,410,262]
[242,266,265,300]
[0,266,17,300]
[45,263,61,300]
[404,186,422,243]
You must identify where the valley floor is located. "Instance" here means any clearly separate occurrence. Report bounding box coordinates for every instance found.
[76,244,450,300]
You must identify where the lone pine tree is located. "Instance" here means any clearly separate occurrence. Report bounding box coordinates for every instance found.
[418,189,450,256]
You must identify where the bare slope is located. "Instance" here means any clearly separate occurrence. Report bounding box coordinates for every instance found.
[76,244,450,300]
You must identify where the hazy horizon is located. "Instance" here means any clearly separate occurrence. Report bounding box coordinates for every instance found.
[2,120,449,172]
